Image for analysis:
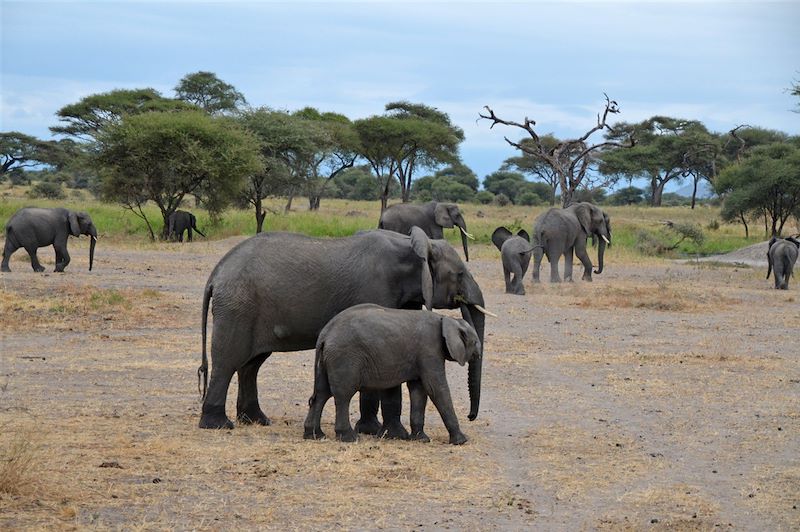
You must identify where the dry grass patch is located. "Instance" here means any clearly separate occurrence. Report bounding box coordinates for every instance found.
[576,283,739,312]
[0,285,169,333]
[0,423,41,497]
[597,483,720,529]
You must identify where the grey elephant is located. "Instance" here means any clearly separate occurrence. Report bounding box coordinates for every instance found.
[168,210,205,242]
[766,236,800,290]
[531,202,610,283]
[197,228,487,436]
[2,207,97,272]
[379,201,473,261]
[304,304,481,445]
[491,226,534,295]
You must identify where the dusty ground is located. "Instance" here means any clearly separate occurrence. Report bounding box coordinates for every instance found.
[1,237,798,530]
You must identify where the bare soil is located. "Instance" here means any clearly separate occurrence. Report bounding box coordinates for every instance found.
[1,237,798,530]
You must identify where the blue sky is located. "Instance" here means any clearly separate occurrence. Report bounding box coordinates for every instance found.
[2,1,799,186]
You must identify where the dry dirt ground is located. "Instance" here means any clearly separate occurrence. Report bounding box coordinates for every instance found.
[1,237,798,530]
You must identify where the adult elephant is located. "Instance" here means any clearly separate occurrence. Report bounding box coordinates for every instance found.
[766,236,800,289]
[531,202,610,283]
[2,207,97,272]
[379,201,473,261]
[168,210,205,242]
[197,228,488,436]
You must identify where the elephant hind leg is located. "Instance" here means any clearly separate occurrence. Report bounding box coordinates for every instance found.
[304,367,331,440]
[236,352,272,425]
[355,390,382,435]
[378,385,410,440]
[1,232,20,271]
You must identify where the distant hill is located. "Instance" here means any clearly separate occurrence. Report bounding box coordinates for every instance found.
[672,181,715,199]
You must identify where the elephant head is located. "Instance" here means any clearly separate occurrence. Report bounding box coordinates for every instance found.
[410,226,486,421]
[491,226,531,251]
[68,211,98,271]
[573,203,610,275]
[434,203,471,262]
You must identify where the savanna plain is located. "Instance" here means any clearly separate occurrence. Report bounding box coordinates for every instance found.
[1,194,798,530]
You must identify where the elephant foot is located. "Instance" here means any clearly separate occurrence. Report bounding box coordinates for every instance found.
[355,417,382,435]
[1,265,10,273]
[449,431,468,445]
[410,430,431,443]
[199,407,235,430]
[336,429,358,442]
[303,428,326,440]
[379,420,410,440]
[33,265,45,273]
[582,274,592,282]
[237,405,271,426]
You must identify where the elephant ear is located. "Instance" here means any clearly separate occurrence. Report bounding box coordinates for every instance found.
[517,229,530,242]
[787,237,800,248]
[491,227,512,251]
[434,203,455,228]
[442,317,468,366]
[68,211,81,237]
[768,236,778,251]
[410,226,433,311]
[574,204,592,236]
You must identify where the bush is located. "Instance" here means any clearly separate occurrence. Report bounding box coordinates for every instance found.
[517,192,542,206]
[27,181,65,200]
[474,191,494,204]
[634,222,705,256]
[493,193,511,206]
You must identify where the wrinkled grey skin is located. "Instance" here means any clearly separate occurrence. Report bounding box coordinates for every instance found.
[766,236,800,290]
[532,202,611,283]
[2,207,97,272]
[168,210,206,242]
[492,226,534,295]
[304,304,481,445]
[379,201,470,261]
[198,228,486,434]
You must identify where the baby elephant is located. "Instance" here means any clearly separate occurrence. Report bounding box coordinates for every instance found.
[492,226,534,295]
[167,210,205,242]
[304,304,482,445]
[766,236,800,289]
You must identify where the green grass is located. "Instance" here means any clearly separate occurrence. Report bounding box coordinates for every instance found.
[0,183,786,257]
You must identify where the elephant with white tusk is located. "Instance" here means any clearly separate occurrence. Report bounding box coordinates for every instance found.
[197,228,488,435]
[2,207,97,272]
[531,202,611,283]
[379,201,472,261]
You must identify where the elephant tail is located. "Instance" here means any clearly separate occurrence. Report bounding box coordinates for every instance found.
[308,340,328,407]
[198,282,212,400]
[192,215,207,238]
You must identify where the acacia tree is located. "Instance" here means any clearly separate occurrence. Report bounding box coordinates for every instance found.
[353,115,404,211]
[292,108,359,210]
[600,116,719,206]
[51,88,195,144]
[0,132,62,177]
[480,94,634,207]
[716,141,800,237]
[174,71,247,115]
[97,110,261,240]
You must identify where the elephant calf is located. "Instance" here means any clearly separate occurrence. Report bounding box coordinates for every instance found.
[766,236,800,289]
[167,210,205,242]
[492,226,534,295]
[304,304,481,445]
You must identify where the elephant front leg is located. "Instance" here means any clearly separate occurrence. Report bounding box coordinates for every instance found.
[54,244,70,272]
[378,385,410,440]
[503,268,513,293]
[407,380,430,442]
[423,375,467,445]
[575,243,594,282]
[236,353,271,425]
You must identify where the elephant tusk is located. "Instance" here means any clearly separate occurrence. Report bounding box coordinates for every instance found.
[473,304,498,318]
[601,235,610,244]
[459,227,475,240]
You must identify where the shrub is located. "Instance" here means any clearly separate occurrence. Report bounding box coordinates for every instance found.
[474,191,494,204]
[27,181,65,200]
[517,192,542,206]
[493,193,511,206]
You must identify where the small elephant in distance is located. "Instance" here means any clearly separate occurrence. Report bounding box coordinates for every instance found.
[304,304,482,445]
[492,226,535,295]
[2,207,97,272]
[167,210,205,242]
[766,236,800,289]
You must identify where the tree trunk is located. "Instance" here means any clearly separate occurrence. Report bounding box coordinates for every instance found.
[651,183,664,207]
[739,212,749,239]
[549,186,557,206]
[560,188,573,208]
[380,194,388,212]
[690,177,698,209]
[284,192,294,213]
[255,197,266,234]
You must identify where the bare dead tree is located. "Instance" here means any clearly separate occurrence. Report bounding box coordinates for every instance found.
[726,124,750,163]
[479,94,635,207]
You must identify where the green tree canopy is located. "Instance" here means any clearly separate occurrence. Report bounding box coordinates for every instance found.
[601,116,720,206]
[0,132,64,177]
[174,71,247,115]
[607,186,646,205]
[715,141,800,236]
[483,170,526,203]
[51,88,196,143]
[97,110,261,240]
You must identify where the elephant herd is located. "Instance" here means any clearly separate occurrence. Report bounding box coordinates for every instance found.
[3,200,799,444]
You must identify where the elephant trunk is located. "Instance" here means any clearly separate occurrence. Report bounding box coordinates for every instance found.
[88,226,97,271]
[460,302,484,421]
[594,237,606,274]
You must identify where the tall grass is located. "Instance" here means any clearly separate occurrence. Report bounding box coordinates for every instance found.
[0,183,783,256]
